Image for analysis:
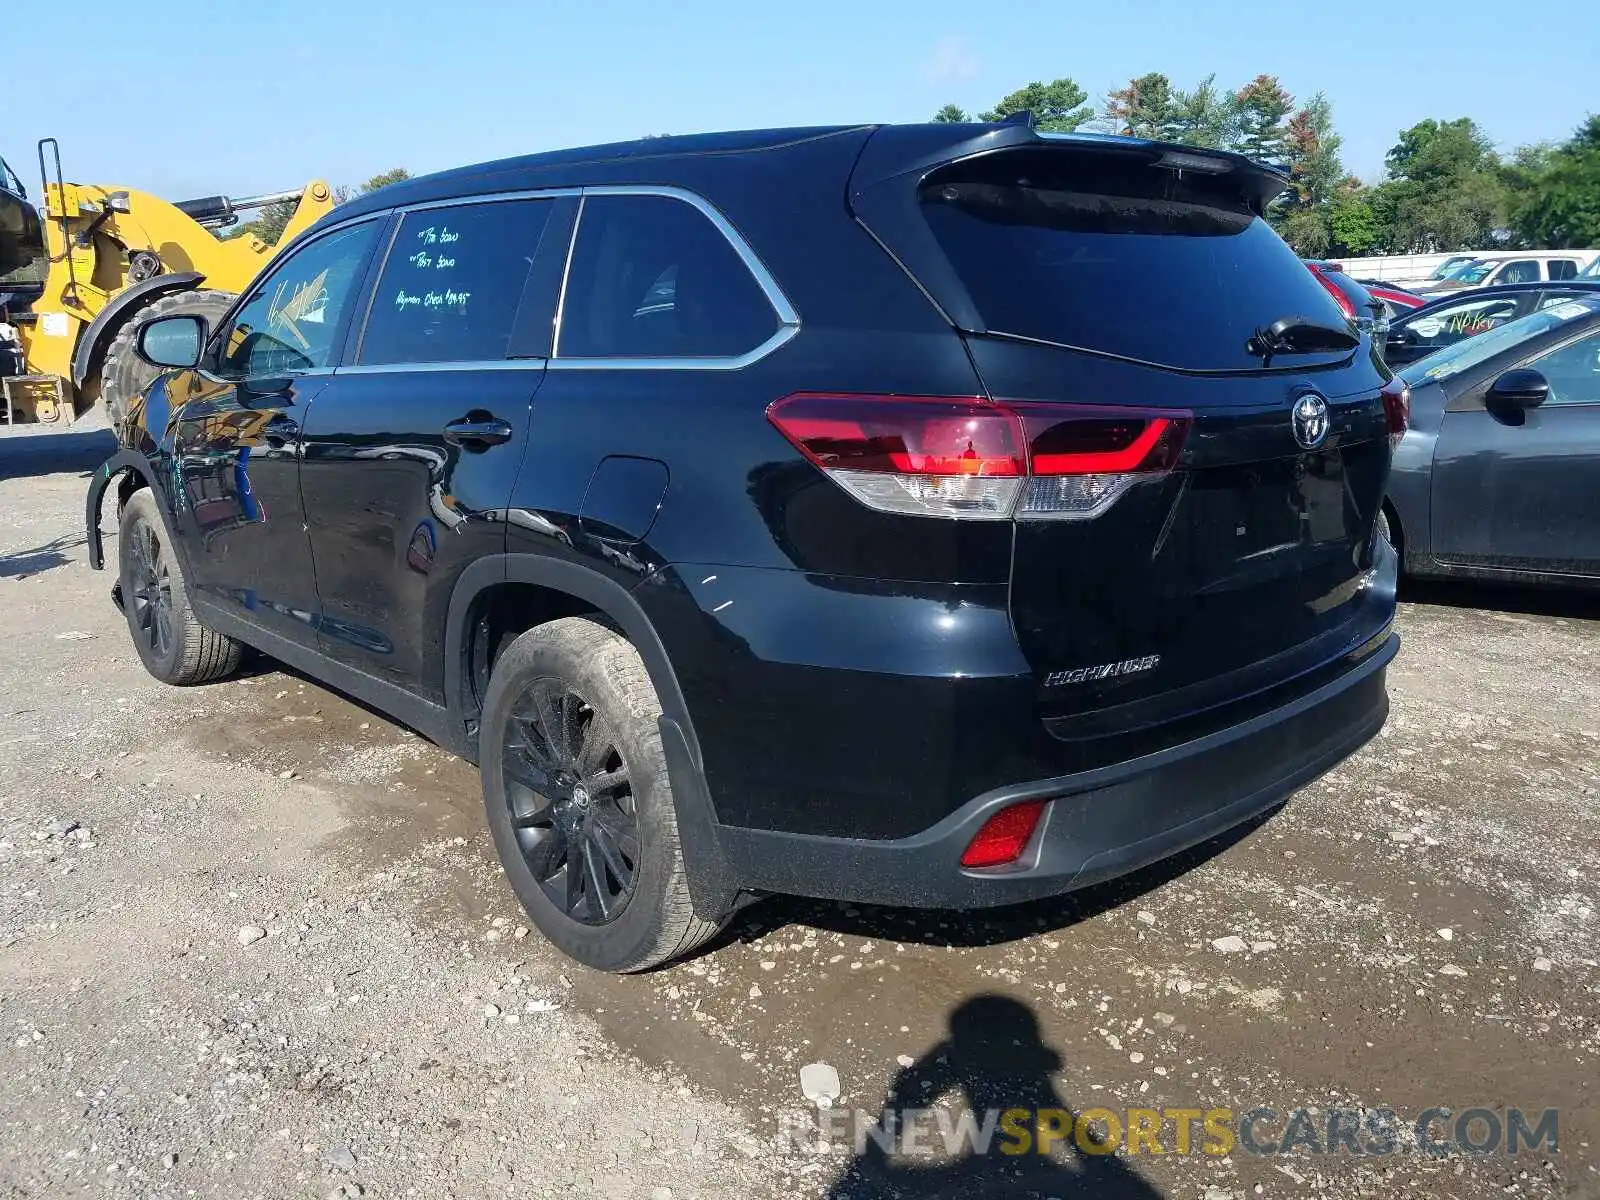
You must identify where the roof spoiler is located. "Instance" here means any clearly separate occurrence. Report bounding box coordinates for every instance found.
[850,119,1290,211]
[847,120,1292,335]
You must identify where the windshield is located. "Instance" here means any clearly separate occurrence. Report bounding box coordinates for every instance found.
[1582,257,1600,279]
[1445,260,1496,285]
[1401,297,1600,385]
[0,154,24,197]
[1428,256,1473,280]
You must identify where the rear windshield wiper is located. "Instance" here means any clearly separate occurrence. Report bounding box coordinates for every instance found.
[1246,316,1360,362]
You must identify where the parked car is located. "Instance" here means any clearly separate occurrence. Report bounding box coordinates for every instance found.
[86,121,1401,972]
[1421,252,1596,294]
[1382,280,1600,366]
[1421,254,1480,285]
[1382,293,1600,586]
[1305,260,1388,332]
[1358,281,1427,320]
[1583,257,1600,279]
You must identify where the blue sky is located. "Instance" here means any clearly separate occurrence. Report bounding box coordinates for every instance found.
[12,0,1597,202]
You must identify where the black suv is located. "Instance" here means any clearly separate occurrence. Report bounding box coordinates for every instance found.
[86,122,1401,972]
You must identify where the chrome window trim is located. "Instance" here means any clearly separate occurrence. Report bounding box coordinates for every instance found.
[393,188,583,214]
[336,358,547,375]
[546,327,798,372]
[549,184,800,370]
[550,194,583,361]
[352,213,404,365]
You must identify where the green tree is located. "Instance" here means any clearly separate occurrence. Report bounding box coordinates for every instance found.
[224,200,296,246]
[932,103,970,123]
[1279,208,1331,257]
[1284,94,1343,208]
[979,78,1093,133]
[1328,190,1383,256]
[1272,92,1344,254]
[1164,75,1236,149]
[360,167,412,194]
[1103,73,1175,139]
[1232,74,1294,165]
[1509,115,1600,247]
[1385,118,1497,185]
[1381,119,1507,251]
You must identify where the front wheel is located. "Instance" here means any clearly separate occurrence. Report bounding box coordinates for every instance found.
[117,490,242,685]
[480,617,722,972]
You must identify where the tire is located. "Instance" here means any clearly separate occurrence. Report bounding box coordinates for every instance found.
[1375,507,1393,548]
[99,289,236,428]
[117,489,242,685]
[480,617,722,972]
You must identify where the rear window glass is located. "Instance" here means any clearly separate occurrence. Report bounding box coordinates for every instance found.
[557,193,779,360]
[918,148,1345,371]
[360,199,553,365]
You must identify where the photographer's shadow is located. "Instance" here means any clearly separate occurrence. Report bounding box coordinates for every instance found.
[826,995,1163,1199]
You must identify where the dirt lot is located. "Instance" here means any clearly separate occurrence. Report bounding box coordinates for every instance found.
[1,424,1596,1200]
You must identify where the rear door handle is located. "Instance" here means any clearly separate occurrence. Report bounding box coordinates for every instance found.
[443,415,514,448]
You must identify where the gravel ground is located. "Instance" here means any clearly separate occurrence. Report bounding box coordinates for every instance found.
[1,424,1596,1199]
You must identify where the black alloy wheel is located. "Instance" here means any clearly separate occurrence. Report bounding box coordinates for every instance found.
[128,520,175,660]
[501,680,641,925]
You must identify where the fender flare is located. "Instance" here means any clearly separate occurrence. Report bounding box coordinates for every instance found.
[71,272,205,389]
[444,555,741,918]
[445,556,703,766]
[84,449,176,572]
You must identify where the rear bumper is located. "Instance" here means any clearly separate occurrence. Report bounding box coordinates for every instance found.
[712,630,1396,909]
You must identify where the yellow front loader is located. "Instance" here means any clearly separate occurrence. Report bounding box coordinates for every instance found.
[0,139,333,425]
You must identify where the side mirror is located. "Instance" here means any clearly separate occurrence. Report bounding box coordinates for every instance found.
[136,314,205,370]
[1486,367,1550,410]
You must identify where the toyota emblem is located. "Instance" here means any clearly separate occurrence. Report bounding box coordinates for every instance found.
[1291,392,1330,450]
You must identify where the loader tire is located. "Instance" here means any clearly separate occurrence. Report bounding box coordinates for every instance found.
[99,289,237,429]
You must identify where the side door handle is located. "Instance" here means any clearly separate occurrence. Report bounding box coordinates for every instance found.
[443,414,514,449]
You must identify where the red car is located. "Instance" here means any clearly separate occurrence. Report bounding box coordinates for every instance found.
[1359,280,1426,318]
[1303,260,1386,331]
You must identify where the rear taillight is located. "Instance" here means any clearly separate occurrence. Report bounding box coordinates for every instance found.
[1010,402,1190,521]
[766,394,1191,522]
[1380,377,1410,449]
[961,800,1046,868]
[762,393,1023,520]
[1308,266,1358,321]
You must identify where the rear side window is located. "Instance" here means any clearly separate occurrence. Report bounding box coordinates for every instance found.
[557,193,780,360]
[1548,259,1578,281]
[360,199,553,365]
[917,148,1350,371]
[1497,260,1539,285]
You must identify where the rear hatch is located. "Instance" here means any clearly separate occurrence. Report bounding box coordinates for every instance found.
[851,128,1396,733]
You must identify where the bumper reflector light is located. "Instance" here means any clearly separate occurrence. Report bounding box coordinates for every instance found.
[961,800,1047,868]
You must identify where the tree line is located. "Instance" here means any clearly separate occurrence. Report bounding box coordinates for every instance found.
[934,76,1600,257]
